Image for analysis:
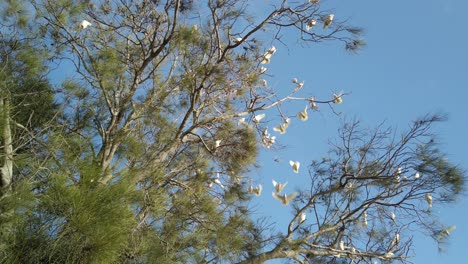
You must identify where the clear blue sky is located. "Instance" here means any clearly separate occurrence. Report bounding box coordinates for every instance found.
[250,0,468,263]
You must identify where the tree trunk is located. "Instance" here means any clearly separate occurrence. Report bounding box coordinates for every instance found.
[0,97,13,190]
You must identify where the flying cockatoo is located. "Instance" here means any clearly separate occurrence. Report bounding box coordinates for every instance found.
[272,192,298,205]
[253,113,265,123]
[297,106,308,121]
[273,123,288,134]
[294,81,304,91]
[323,14,334,29]
[333,93,343,104]
[273,118,291,134]
[80,20,92,29]
[299,212,306,224]
[272,179,288,193]
[289,160,300,174]
[426,193,433,208]
[248,184,262,196]
[306,19,317,31]
[252,184,262,196]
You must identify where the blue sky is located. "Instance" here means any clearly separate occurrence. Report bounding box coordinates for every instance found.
[250,0,468,263]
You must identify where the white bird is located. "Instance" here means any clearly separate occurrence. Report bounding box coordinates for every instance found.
[426,193,433,208]
[252,184,263,196]
[339,240,345,251]
[260,55,271,64]
[233,37,243,44]
[362,211,368,227]
[391,233,400,246]
[396,167,402,175]
[215,140,222,148]
[272,179,288,193]
[323,14,334,29]
[253,113,265,123]
[261,79,268,87]
[294,81,304,91]
[390,212,396,224]
[259,67,267,74]
[306,19,317,31]
[272,192,298,205]
[289,160,300,174]
[273,123,288,134]
[80,20,92,29]
[333,93,343,104]
[384,251,394,258]
[273,118,291,135]
[299,212,306,224]
[214,173,225,189]
[267,46,277,55]
[237,117,248,126]
[414,172,420,179]
[297,106,308,121]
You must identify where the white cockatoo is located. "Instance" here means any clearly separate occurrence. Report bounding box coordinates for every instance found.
[272,180,288,193]
[80,20,92,29]
[213,173,225,189]
[215,140,222,148]
[259,67,267,74]
[261,79,268,87]
[272,192,298,205]
[289,160,300,174]
[391,233,400,246]
[414,172,420,179]
[333,93,343,104]
[339,240,345,251]
[299,212,306,224]
[273,118,291,134]
[297,106,308,121]
[237,117,248,126]
[233,37,243,44]
[426,193,433,208]
[253,113,265,123]
[248,184,262,196]
[294,81,304,91]
[362,211,368,227]
[323,14,334,29]
[306,19,317,31]
[390,212,396,224]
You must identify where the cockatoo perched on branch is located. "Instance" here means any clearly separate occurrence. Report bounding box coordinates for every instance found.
[426,193,433,208]
[323,14,334,29]
[80,20,92,29]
